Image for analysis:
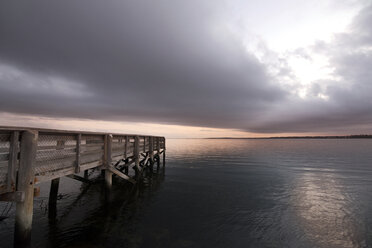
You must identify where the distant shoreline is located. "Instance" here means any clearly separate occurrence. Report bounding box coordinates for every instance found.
[204,135,372,139]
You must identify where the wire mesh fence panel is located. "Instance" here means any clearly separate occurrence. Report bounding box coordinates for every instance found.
[138,136,145,152]
[154,137,159,150]
[80,134,104,165]
[35,133,77,175]
[144,137,150,152]
[0,131,11,193]
[0,132,10,160]
[160,137,165,149]
[126,136,135,157]
[112,135,126,158]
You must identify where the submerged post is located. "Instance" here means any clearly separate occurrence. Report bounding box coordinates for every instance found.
[156,137,160,168]
[48,178,60,220]
[124,136,129,175]
[104,134,113,191]
[134,136,140,177]
[149,136,154,170]
[14,130,38,247]
[163,138,166,167]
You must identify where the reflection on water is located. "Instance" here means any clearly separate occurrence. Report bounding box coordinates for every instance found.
[292,172,362,248]
[1,139,372,247]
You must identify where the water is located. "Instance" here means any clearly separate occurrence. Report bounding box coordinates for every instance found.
[1,139,372,248]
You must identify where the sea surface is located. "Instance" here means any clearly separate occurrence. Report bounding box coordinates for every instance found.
[1,139,372,248]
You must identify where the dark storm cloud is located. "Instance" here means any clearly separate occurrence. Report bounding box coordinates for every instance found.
[0,1,372,134]
[0,0,286,130]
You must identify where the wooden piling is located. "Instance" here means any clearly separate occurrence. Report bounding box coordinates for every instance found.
[104,134,113,190]
[48,178,60,220]
[149,136,154,170]
[104,171,112,190]
[75,134,81,173]
[14,130,38,247]
[134,136,140,177]
[163,151,166,166]
[156,138,160,168]
[163,138,166,167]
[124,136,129,175]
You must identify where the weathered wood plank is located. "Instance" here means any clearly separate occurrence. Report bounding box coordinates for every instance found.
[0,153,9,161]
[108,166,136,184]
[35,159,103,183]
[0,147,10,153]
[80,145,104,153]
[38,134,75,142]
[66,174,92,184]
[112,150,125,157]
[112,154,125,164]
[37,144,77,150]
[80,152,104,164]
[0,191,25,202]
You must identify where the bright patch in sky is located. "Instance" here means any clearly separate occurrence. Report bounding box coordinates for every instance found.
[227,0,363,99]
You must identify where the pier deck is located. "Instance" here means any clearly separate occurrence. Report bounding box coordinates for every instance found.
[0,127,165,246]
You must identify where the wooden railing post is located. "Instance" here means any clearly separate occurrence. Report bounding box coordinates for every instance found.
[124,136,128,159]
[143,136,146,153]
[124,136,129,175]
[163,137,166,167]
[75,134,81,173]
[149,136,154,170]
[14,130,38,247]
[156,137,160,168]
[7,131,19,192]
[104,134,113,190]
[134,136,140,177]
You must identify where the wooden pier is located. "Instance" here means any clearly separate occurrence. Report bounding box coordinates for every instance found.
[0,127,165,247]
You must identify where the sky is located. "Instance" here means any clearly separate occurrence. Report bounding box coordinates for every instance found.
[0,0,371,138]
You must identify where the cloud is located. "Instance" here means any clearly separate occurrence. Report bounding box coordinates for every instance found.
[0,1,371,134]
[250,3,372,133]
[0,0,287,129]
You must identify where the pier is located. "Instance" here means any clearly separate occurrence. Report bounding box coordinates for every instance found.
[0,127,165,246]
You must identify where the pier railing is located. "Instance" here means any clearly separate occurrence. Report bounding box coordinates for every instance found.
[0,127,165,195]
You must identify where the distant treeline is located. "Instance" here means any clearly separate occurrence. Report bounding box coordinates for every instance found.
[207,135,372,139]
